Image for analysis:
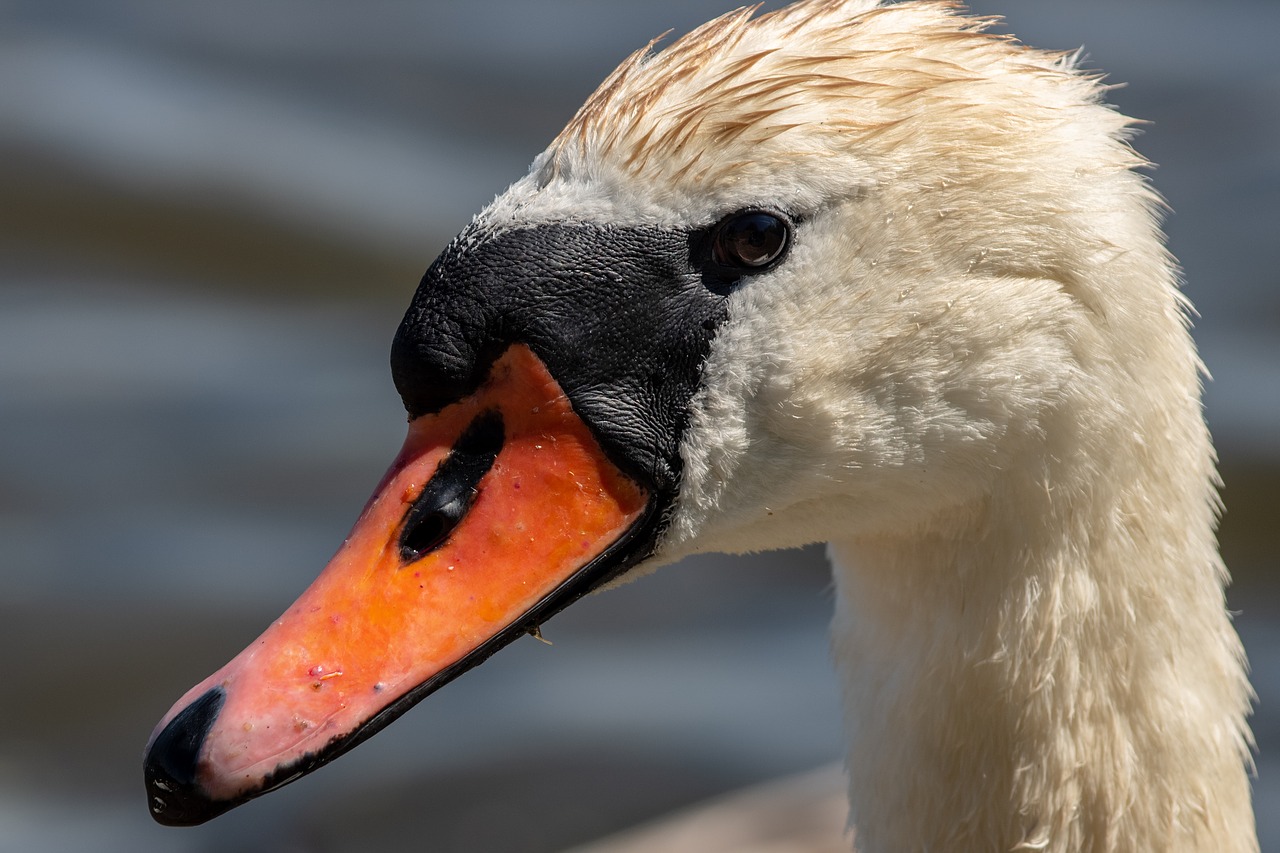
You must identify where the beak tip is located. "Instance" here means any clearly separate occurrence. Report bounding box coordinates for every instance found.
[143,686,230,826]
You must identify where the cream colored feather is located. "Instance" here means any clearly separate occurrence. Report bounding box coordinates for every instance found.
[479,2,1257,850]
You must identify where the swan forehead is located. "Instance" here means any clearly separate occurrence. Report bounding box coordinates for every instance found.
[576,4,1101,189]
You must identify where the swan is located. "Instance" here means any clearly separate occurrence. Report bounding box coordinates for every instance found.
[143,1,1258,850]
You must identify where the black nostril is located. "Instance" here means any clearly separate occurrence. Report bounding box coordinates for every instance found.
[143,686,226,826]
[399,409,504,563]
[401,497,465,558]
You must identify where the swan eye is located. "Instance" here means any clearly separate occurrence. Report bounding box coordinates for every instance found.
[711,211,790,273]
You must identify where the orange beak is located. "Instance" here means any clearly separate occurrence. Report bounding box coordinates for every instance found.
[144,345,650,825]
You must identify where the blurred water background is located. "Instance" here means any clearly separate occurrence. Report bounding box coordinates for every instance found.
[1,1,1277,850]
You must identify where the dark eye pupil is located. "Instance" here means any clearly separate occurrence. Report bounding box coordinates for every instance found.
[713,212,788,270]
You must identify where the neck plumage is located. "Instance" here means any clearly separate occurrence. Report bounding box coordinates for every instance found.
[828,363,1257,851]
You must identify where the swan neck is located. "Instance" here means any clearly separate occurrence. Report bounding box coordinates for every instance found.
[828,451,1257,852]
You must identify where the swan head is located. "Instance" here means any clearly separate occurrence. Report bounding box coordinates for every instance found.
[486,0,1169,562]
[144,0,1195,828]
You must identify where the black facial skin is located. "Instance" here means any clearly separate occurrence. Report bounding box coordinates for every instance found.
[394,222,723,503]
[392,211,792,504]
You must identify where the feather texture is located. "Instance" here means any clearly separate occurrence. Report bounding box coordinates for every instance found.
[473,2,1257,850]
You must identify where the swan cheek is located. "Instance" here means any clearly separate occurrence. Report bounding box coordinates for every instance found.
[143,345,650,825]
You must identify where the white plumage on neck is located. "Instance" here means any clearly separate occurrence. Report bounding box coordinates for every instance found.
[830,431,1251,850]
[478,1,1257,849]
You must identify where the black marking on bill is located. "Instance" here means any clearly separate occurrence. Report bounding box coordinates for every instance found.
[398,409,504,563]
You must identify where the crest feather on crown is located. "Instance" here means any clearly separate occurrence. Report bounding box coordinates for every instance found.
[544,0,1116,189]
